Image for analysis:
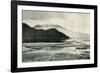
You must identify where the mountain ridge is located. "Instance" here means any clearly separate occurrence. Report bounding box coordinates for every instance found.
[22,23,70,42]
[34,24,90,39]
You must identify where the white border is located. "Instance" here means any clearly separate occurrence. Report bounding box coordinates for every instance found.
[17,5,94,68]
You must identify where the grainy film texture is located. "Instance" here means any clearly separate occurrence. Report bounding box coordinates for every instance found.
[22,10,90,62]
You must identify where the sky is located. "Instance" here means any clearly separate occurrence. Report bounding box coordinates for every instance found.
[22,10,90,34]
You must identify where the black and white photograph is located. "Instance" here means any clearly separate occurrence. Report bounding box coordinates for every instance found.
[22,10,90,62]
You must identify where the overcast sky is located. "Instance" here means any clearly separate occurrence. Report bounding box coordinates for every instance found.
[22,10,90,34]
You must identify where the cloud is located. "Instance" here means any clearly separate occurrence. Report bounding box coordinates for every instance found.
[22,10,90,34]
[22,10,67,20]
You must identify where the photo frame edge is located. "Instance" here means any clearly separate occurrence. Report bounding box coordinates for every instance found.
[11,1,98,72]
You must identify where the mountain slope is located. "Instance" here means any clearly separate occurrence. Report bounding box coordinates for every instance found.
[34,24,90,39]
[22,23,70,42]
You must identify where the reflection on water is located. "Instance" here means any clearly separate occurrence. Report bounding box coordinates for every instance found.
[22,40,90,62]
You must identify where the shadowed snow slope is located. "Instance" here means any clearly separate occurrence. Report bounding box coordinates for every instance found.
[34,24,90,39]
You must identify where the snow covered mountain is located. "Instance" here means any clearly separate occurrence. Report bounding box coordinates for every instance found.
[34,24,90,40]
